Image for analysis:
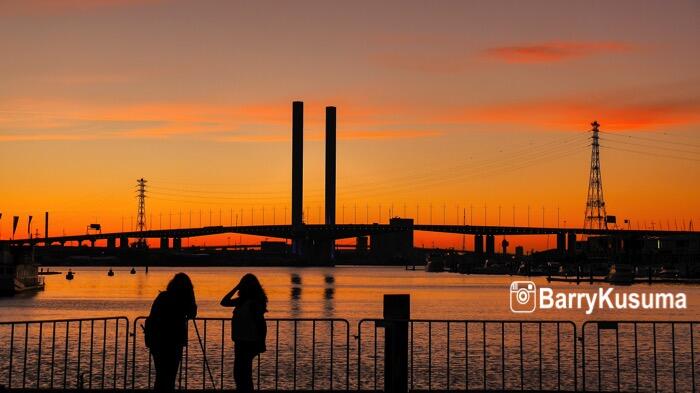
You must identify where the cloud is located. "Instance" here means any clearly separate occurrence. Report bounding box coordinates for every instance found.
[372,41,634,73]
[436,97,700,131]
[4,84,696,144]
[482,41,633,64]
[0,99,439,143]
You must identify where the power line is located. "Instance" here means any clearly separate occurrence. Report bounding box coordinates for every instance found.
[600,145,700,162]
[599,130,700,149]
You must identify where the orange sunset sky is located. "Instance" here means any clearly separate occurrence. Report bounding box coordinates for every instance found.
[1,0,699,250]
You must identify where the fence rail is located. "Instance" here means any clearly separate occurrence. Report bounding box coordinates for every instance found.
[1,316,698,391]
[357,319,577,391]
[0,317,129,390]
[581,320,698,393]
[130,317,351,391]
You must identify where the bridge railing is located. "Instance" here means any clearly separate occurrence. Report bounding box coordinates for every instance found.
[130,317,351,391]
[357,319,577,391]
[581,320,698,393]
[0,317,129,389]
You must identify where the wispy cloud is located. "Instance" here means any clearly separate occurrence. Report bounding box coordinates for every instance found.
[482,41,633,64]
[0,99,439,142]
[436,96,700,131]
[3,84,696,144]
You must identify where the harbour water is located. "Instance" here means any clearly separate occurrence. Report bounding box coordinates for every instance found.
[1,265,698,324]
[1,266,698,391]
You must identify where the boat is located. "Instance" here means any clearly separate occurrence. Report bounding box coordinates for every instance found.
[425,253,445,272]
[657,267,680,279]
[130,267,136,274]
[107,268,115,277]
[606,264,635,285]
[66,269,74,280]
[1,246,45,296]
[481,259,508,274]
[516,262,547,276]
[38,268,61,276]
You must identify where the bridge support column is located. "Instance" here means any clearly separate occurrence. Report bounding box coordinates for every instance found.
[90,239,96,248]
[474,235,483,254]
[567,233,577,258]
[557,233,566,254]
[291,101,304,256]
[160,237,169,249]
[356,236,368,252]
[107,237,116,249]
[485,235,495,255]
[120,237,128,249]
[173,237,182,250]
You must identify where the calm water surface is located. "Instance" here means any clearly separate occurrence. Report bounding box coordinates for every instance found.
[1,266,698,391]
[1,266,697,323]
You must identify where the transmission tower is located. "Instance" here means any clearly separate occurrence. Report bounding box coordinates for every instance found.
[136,178,147,245]
[583,121,607,230]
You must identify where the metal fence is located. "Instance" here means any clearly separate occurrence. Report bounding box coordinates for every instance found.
[1,316,699,391]
[581,321,698,393]
[130,317,351,391]
[357,319,577,391]
[0,317,129,389]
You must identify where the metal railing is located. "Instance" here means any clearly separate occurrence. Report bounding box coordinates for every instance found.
[2,316,699,391]
[0,317,129,389]
[581,320,698,393]
[131,317,351,391]
[357,319,577,391]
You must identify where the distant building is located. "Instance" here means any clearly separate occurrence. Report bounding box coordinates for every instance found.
[260,241,289,253]
[370,218,414,260]
[515,246,524,257]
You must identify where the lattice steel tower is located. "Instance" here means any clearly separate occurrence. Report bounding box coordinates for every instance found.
[583,121,607,230]
[136,178,147,234]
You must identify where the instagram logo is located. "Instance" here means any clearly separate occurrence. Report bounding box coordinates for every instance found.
[510,281,537,313]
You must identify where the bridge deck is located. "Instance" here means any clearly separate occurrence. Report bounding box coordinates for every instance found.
[4,224,697,246]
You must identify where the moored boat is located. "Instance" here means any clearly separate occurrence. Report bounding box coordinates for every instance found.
[1,246,45,296]
[606,264,635,285]
[425,253,445,272]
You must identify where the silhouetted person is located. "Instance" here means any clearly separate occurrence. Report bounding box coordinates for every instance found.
[221,273,268,393]
[145,273,197,391]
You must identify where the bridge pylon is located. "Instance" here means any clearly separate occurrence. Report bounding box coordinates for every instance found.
[583,121,608,231]
[136,178,147,248]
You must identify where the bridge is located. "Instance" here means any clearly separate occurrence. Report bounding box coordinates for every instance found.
[5,222,696,247]
[3,101,698,259]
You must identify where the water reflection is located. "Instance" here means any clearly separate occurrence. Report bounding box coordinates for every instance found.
[323,274,335,317]
[136,271,146,297]
[289,273,302,317]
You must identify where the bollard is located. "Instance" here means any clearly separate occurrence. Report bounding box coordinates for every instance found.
[384,294,410,393]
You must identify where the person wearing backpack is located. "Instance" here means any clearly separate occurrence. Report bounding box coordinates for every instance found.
[220,273,268,393]
[144,273,197,391]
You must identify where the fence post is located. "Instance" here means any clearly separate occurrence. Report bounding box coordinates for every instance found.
[384,294,410,393]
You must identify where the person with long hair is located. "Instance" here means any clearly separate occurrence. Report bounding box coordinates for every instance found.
[221,273,268,393]
[145,273,197,391]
